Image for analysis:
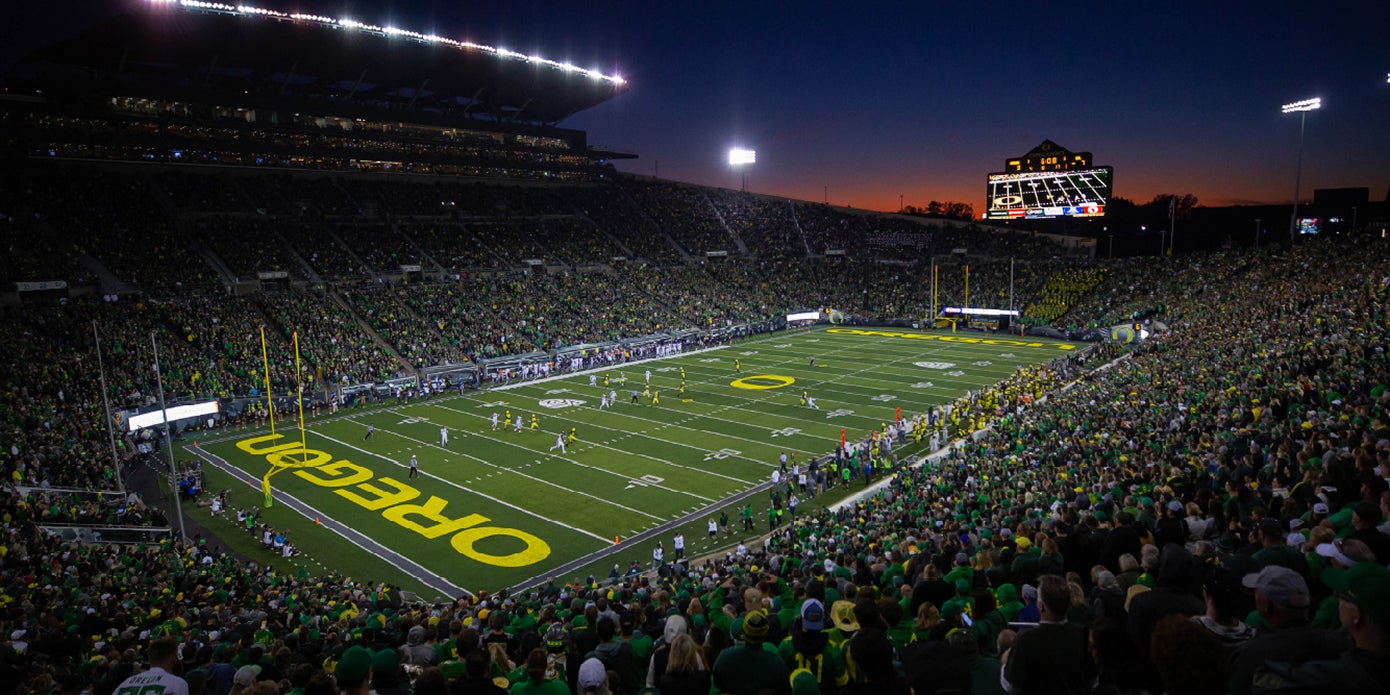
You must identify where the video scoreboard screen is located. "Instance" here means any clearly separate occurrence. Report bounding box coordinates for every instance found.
[986,166,1113,219]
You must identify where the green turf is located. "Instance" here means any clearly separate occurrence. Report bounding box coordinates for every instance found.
[188,326,1079,599]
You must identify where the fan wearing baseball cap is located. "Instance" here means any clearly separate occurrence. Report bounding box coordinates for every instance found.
[777,599,848,695]
[333,646,373,695]
[577,657,609,695]
[1227,566,1351,695]
[1251,564,1390,690]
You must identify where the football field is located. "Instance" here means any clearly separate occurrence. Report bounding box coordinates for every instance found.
[187,326,1079,599]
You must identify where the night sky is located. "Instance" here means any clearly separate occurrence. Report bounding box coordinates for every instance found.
[8,1,1390,214]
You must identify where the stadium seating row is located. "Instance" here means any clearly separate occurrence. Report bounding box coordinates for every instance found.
[4,234,1388,695]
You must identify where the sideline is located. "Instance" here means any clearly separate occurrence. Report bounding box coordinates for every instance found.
[185,443,471,598]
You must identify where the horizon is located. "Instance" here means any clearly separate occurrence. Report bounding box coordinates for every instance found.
[7,1,1389,215]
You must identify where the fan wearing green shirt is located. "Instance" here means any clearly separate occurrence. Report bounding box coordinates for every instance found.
[510,649,569,695]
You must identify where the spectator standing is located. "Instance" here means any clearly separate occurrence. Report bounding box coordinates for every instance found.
[1191,570,1254,645]
[511,649,569,695]
[778,599,847,694]
[334,646,374,695]
[115,638,190,695]
[1228,566,1350,695]
[1349,502,1390,564]
[577,658,611,695]
[1252,563,1390,690]
[658,634,711,695]
[713,612,789,695]
[1126,545,1204,661]
[1000,575,1092,694]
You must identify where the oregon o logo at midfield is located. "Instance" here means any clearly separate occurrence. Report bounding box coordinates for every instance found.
[731,374,796,390]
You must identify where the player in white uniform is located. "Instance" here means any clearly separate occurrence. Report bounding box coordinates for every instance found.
[645,369,652,384]
[806,395,820,409]
[439,427,449,446]
[590,374,597,387]
[490,412,500,430]
[599,393,610,409]
[550,433,566,454]
[514,415,524,432]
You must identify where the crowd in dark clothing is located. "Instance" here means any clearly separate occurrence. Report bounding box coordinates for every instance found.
[3,217,1389,695]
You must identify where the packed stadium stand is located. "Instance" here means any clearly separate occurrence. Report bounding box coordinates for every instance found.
[2,3,1388,695]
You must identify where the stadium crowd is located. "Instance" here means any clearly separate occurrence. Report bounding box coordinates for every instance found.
[4,157,1388,694]
[1,232,1387,695]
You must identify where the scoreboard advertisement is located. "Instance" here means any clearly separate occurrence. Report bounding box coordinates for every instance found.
[986,166,1113,220]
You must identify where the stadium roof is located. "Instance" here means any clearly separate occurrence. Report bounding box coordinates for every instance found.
[24,0,630,127]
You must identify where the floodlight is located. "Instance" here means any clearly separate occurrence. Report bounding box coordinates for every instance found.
[148,0,629,86]
[1280,97,1321,113]
[728,148,756,166]
[1281,97,1320,246]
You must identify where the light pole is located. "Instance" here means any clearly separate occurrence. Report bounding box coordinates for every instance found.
[151,332,187,542]
[1281,97,1321,246]
[728,148,755,193]
[93,321,123,491]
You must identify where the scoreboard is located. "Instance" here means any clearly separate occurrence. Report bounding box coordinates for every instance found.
[986,166,1113,220]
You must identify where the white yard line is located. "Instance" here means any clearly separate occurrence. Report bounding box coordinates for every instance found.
[345,418,680,516]
[419,402,751,489]
[185,443,470,598]
[312,427,616,542]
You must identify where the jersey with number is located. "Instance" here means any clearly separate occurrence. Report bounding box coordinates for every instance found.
[116,667,190,695]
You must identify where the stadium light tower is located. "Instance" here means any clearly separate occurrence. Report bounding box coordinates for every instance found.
[729,148,756,192]
[1280,97,1320,247]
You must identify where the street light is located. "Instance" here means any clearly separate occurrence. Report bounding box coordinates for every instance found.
[1281,97,1321,246]
[728,148,756,192]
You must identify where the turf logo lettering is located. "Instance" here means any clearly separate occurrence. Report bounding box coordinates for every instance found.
[825,328,1075,351]
[730,374,796,390]
[235,434,551,568]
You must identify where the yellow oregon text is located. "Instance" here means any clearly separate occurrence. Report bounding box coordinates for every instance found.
[236,434,551,568]
[825,328,1076,351]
